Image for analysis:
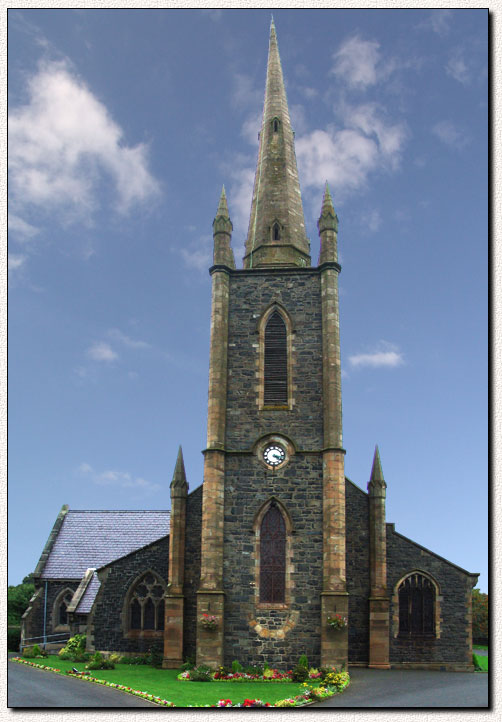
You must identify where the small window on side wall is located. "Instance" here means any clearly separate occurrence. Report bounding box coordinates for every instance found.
[272,118,280,133]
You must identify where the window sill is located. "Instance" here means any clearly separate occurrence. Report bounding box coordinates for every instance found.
[125,629,164,638]
[256,602,289,611]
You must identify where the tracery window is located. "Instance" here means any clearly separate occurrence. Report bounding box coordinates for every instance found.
[398,573,435,637]
[264,311,288,405]
[128,572,165,632]
[260,502,286,603]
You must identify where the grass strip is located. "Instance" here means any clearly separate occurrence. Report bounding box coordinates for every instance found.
[473,653,488,672]
[11,657,347,707]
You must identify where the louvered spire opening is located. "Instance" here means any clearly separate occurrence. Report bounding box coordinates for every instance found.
[264,311,288,405]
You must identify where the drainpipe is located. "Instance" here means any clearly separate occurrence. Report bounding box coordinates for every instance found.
[43,581,48,649]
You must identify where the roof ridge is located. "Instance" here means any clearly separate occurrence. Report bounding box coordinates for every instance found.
[67,509,170,513]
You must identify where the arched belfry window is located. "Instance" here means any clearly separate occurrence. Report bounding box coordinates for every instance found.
[127,572,165,633]
[272,118,280,133]
[272,222,281,241]
[260,502,286,603]
[264,311,288,405]
[398,573,436,637]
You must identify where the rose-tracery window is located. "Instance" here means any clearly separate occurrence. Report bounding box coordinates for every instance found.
[260,502,286,603]
[398,573,435,637]
[128,572,165,632]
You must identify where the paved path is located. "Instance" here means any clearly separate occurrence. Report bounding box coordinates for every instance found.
[314,668,488,708]
[8,659,156,708]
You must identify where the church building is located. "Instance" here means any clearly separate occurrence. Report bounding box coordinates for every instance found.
[22,21,477,672]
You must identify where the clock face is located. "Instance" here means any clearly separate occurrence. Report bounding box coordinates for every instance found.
[263,444,286,467]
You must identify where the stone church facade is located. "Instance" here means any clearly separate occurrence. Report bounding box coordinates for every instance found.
[22,21,477,672]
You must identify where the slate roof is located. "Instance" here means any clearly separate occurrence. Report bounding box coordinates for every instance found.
[75,571,101,614]
[39,510,170,580]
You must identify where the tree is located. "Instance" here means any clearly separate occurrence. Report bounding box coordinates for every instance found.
[472,588,488,640]
[8,581,35,626]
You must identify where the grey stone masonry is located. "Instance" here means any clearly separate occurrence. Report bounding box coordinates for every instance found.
[223,452,324,669]
[90,537,169,654]
[387,525,477,668]
[225,268,323,451]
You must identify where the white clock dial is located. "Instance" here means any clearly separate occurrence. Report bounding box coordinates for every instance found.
[263,444,286,467]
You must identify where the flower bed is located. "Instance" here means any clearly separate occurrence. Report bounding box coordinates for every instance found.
[11,657,349,707]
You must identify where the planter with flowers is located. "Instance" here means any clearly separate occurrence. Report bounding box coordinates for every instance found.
[327,614,348,630]
[199,613,218,631]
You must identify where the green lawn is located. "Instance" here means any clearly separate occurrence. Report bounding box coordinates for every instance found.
[21,656,309,706]
[473,653,488,672]
[473,645,488,651]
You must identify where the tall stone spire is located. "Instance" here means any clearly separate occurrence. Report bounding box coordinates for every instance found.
[243,19,311,268]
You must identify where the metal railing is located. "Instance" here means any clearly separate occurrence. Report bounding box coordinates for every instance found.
[20,633,70,651]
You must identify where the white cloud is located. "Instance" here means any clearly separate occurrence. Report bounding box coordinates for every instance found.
[87,341,118,362]
[8,214,39,241]
[8,59,160,225]
[362,209,382,233]
[331,36,393,90]
[349,342,404,369]
[179,235,213,272]
[296,102,407,197]
[200,9,222,22]
[8,254,27,272]
[446,54,470,85]
[78,462,161,492]
[432,120,469,150]
[428,10,453,37]
[107,328,150,350]
[232,73,263,111]
[241,112,262,147]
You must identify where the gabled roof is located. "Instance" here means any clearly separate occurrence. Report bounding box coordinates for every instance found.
[38,509,170,580]
[75,571,101,614]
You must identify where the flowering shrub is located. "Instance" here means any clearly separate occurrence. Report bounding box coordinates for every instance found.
[240,698,271,707]
[327,614,348,629]
[200,613,218,630]
[216,699,233,707]
[308,667,322,679]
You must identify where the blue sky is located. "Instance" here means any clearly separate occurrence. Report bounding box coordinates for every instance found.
[8,9,487,591]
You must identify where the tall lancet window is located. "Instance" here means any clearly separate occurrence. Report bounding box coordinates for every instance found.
[264,311,288,405]
[260,502,286,603]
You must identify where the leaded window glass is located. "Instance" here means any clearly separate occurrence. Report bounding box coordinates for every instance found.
[128,572,165,631]
[260,503,286,603]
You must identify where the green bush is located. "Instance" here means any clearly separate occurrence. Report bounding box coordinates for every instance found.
[231,659,243,673]
[291,664,309,682]
[31,644,47,657]
[108,653,122,664]
[297,654,309,669]
[85,652,115,671]
[64,634,86,655]
[120,655,150,665]
[7,628,20,652]
[181,655,195,671]
[147,643,163,667]
[244,665,263,676]
[189,665,213,682]
[22,646,35,658]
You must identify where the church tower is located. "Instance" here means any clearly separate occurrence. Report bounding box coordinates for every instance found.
[196,19,347,669]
